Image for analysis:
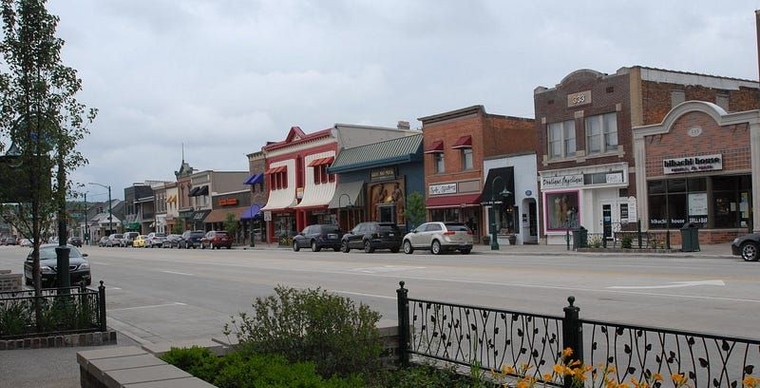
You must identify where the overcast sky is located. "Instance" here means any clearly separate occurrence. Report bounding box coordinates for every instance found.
[44,0,760,201]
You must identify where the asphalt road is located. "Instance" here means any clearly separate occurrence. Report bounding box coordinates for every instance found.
[0,243,757,386]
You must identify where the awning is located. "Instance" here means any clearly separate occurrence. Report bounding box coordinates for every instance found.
[327,181,364,209]
[424,140,444,154]
[265,166,287,174]
[241,204,263,219]
[197,186,209,196]
[308,156,335,167]
[294,179,336,209]
[261,187,297,211]
[189,187,200,196]
[480,167,515,206]
[451,135,472,149]
[204,207,247,224]
[192,210,210,221]
[426,193,482,209]
[244,173,264,185]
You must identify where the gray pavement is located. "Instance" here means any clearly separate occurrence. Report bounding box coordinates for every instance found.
[0,242,737,387]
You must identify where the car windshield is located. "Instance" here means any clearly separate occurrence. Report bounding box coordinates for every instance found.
[444,223,470,232]
[190,232,204,237]
[154,233,166,237]
[112,234,123,239]
[378,225,399,232]
[35,246,83,260]
[215,232,228,236]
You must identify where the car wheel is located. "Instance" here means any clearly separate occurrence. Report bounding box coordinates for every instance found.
[431,240,442,255]
[293,241,300,252]
[364,240,375,253]
[741,242,759,262]
[340,241,350,253]
[390,246,400,253]
[460,248,472,254]
[311,240,321,252]
[211,243,216,250]
[227,245,232,249]
[403,240,414,254]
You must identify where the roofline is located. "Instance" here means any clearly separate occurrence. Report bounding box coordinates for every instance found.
[328,154,421,174]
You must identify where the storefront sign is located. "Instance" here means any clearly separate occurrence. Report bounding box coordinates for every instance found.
[264,211,272,222]
[606,173,623,184]
[663,154,722,175]
[628,196,637,221]
[541,174,583,189]
[370,167,396,181]
[218,198,238,206]
[429,183,457,195]
[688,193,708,215]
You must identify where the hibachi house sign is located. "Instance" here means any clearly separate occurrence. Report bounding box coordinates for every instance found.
[663,154,722,175]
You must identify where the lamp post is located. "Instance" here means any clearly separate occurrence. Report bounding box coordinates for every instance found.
[489,175,512,251]
[339,193,353,230]
[89,182,112,236]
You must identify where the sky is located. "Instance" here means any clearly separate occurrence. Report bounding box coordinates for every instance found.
[39,0,760,201]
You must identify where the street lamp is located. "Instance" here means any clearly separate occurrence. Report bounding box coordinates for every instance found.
[89,182,112,236]
[339,193,353,229]
[489,175,512,251]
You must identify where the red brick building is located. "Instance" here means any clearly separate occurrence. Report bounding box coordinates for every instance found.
[534,66,759,244]
[418,105,535,243]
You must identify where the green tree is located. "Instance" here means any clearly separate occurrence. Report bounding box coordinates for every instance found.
[172,222,183,234]
[0,0,97,295]
[223,212,239,242]
[404,191,426,229]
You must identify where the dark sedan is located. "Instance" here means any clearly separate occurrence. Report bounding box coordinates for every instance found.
[292,224,342,252]
[340,222,402,253]
[23,243,91,288]
[731,233,760,261]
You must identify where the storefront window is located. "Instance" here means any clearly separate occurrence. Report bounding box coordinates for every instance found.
[430,208,460,222]
[648,177,709,229]
[545,191,579,230]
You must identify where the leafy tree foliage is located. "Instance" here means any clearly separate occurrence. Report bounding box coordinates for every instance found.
[404,191,426,229]
[0,0,97,293]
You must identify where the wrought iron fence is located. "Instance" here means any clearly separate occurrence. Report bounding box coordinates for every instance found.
[397,281,760,387]
[0,281,106,340]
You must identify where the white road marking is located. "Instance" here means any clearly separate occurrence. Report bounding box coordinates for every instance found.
[350,265,426,274]
[334,290,396,300]
[161,270,194,276]
[111,302,187,311]
[607,279,725,289]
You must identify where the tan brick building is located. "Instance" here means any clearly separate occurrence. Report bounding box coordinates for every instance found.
[534,66,759,245]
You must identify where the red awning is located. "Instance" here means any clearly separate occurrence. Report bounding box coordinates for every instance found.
[451,135,472,149]
[264,166,287,174]
[424,140,444,154]
[426,193,482,209]
[307,156,335,167]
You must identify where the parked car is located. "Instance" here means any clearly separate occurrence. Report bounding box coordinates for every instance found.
[133,235,148,248]
[162,234,182,248]
[24,243,91,288]
[178,230,205,249]
[19,238,32,247]
[731,233,760,261]
[201,230,233,249]
[98,236,108,247]
[105,233,123,247]
[121,232,139,247]
[402,222,473,255]
[146,232,167,248]
[67,236,83,247]
[340,222,402,253]
[292,224,342,252]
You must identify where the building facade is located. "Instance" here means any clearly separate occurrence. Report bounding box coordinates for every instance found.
[534,66,760,244]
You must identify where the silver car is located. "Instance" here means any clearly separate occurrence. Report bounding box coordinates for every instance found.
[402,222,474,255]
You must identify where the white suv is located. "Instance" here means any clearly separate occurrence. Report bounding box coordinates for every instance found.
[402,222,473,255]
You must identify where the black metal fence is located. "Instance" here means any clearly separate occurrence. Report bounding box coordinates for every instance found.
[397,281,760,387]
[0,281,106,340]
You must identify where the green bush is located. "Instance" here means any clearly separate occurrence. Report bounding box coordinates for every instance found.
[224,285,383,379]
[161,346,364,388]
[621,235,633,249]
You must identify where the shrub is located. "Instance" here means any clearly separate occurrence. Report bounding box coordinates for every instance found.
[224,285,383,379]
[621,235,633,249]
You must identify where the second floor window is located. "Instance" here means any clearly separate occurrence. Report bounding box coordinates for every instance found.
[461,148,473,170]
[313,165,335,184]
[585,112,618,155]
[434,153,445,173]
[270,171,288,190]
[548,120,576,159]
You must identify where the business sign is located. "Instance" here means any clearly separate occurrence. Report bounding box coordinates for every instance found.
[663,154,722,175]
[370,167,396,181]
[567,90,591,107]
[218,198,238,206]
[428,183,457,195]
[541,174,584,189]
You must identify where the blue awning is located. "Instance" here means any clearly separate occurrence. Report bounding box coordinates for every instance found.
[244,173,264,185]
[241,204,263,219]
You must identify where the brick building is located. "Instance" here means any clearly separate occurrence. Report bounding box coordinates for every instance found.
[418,105,535,244]
[534,66,759,244]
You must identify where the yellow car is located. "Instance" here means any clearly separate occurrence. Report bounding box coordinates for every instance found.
[133,235,148,248]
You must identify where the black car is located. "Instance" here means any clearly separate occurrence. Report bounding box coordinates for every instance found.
[292,224,342,252]
[67,236,83,247]
[162,234,182,248]
[178,230,205,249]
[731,233,760,261]
[340,222,402,253]
[23,243,91,288]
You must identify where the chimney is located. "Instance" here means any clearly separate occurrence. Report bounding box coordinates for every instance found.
[397,120,410,130]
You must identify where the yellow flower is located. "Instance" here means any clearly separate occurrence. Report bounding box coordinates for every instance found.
[553,364,565,375]
[502,365,515,375]
[652,372,663,382]
[671,373,689,386]
[563,347,574,358]
[744,375,759,388]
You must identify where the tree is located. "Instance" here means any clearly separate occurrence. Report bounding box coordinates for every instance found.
[223,212,239,242]
[0,0,97,295]
[404,191,426,230]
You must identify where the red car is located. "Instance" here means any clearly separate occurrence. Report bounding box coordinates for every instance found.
[200,230,233,249]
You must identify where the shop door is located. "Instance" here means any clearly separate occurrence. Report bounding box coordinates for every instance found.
[378,204,395,223]
[602,203,613,240]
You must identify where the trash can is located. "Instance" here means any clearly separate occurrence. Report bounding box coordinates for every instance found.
[680,223,700,252]
[572,226,588,249]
